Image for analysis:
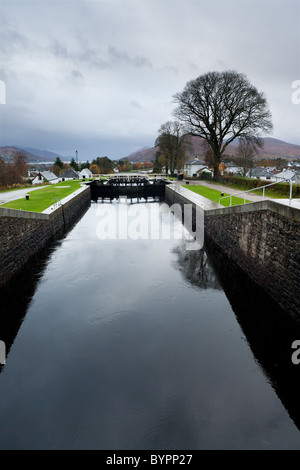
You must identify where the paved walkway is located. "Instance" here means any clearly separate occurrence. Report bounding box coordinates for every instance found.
[178,180,268,203]
[176,180,300,210]
[272,198,300,209]
[0,185,50,205]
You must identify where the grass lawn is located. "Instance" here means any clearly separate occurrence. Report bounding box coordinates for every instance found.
[0,180,83,212]
[183,185,251,207]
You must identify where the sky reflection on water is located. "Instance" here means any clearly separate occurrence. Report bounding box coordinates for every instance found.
[1,200,300,450]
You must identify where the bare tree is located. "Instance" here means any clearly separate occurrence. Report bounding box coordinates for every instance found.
[155,121,190,175]
[0,153,28,187]
[0,157,7,186]
[173,70,273,180]
[234,138,258,177]
[13,152,28,182]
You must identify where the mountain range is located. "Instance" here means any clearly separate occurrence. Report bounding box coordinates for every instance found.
[0,145,67,162]
[123,137,300,162]
[1,137,300,164]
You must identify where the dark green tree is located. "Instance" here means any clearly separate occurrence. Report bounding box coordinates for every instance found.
[54,156,64,169]
[152,153,162,173]
[155,121,190,175]
[70,158,79,171]
[92,156,114,174]
[80,160,91,170]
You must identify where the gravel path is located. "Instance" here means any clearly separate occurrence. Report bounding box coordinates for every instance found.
[179,180,269,202]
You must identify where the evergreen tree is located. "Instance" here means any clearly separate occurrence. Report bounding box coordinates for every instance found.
[54,156,64,169]
[70,158,79,171]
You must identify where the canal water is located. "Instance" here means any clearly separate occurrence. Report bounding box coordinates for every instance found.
[1,198,300,450]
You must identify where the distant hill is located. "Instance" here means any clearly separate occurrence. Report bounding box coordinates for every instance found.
[123,146,159,162]
[0,146,66,162]
[123,137,300,162]
[1,137,300,165]
[0,146,37,161]
[14,145,64,160]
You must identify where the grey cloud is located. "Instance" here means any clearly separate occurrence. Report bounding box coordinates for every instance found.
[108,46,152,68]
[49,39,152,71]
[0,0,299,160]
[71,70,84,80]
[50,40,71,60]
[130,99,143,109]
[0,24,29,54]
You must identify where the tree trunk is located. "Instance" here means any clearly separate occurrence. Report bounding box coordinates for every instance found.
[212,148,221,181]
[213,162,220,181]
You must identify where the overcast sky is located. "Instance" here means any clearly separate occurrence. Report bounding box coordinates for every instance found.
[0,0,299,161]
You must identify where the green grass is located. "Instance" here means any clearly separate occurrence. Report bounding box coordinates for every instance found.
[0,180,82,212]
[183,185,251,207]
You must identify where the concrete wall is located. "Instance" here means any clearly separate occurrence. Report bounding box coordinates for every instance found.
[166,185,300,321]
[0,186,91,287]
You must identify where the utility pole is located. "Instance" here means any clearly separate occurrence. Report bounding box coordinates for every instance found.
[76,150,78,167]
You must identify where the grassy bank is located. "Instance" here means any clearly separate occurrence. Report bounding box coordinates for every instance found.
[183,184,251,206]
[0,180,82,212]
[200,176,299,199]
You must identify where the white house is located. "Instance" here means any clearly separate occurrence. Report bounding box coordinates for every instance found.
[184,158,206,177]
[274,169,295,183]
[32,171,60,185]
[79,168,93,179]
[224,164,243,175]
[196,166,213,177]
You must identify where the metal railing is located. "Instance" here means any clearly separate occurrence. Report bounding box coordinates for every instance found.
[218,178,294,207]
[53,196,61,208]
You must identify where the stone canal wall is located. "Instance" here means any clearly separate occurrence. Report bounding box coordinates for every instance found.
[166,185,300,321]
[0,186,91,287]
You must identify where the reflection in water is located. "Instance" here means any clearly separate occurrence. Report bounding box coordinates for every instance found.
[173,246,221,291]
[1,200,300,449]
[0,241,59,371]
[202,240,300,432]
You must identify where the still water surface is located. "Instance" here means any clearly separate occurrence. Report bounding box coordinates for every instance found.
[1,198,300,450]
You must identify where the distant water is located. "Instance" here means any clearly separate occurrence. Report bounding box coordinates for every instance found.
[1,198,300,450]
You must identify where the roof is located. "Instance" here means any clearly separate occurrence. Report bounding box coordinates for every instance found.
[185,158,205,166]
[251,168,275,178]
[274,170,295,180]
[60,168,79,178]
[40,171,58,181]
[196,166,212,173]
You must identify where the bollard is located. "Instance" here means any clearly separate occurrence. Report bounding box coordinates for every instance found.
[0,340,6,365]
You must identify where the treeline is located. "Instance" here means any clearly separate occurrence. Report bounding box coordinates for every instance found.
[117,161,153,172]
[51,156,115,175]
[0,153,28,188]
[89,156,115,174]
